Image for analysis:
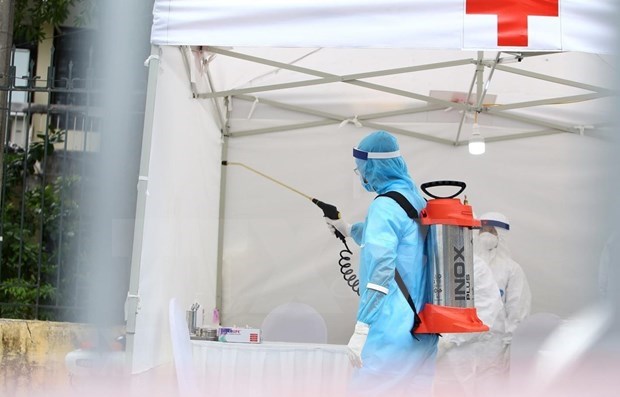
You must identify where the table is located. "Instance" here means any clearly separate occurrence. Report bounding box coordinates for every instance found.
[191,340,353,397]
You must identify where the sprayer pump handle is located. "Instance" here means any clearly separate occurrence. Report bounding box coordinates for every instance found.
[420,180,466,199]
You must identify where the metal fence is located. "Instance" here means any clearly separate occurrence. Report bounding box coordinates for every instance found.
[0,41,104,322]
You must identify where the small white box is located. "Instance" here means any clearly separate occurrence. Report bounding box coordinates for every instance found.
[217,326,261,343]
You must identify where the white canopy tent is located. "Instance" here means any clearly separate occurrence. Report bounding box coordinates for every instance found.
[126,0,617,374]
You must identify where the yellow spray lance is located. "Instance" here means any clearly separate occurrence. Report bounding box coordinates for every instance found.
[222,161,359,294]
[222,161,345,239]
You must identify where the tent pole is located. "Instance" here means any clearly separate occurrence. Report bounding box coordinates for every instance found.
[495,63,612,94]
[180,46,198,97]
[454,52,483,145]
[475,52,501,111]
[475,52,486,107]
[125,45,161,373]
[486,110,579,133]
[215,98,232,316]
[490,93,607,111]
[230,94,453,144]
[204,57,226,131]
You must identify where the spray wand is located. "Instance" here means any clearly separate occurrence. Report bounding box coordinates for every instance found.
[222,161,346,242]
[222,161,358,294]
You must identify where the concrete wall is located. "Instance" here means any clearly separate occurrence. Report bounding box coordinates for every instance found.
[0,319,124,397]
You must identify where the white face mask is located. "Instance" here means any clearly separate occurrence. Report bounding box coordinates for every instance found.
[478,232,499,251]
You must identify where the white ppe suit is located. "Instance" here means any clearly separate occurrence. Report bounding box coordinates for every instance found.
[433,255,506,397]
[474,212,532,372]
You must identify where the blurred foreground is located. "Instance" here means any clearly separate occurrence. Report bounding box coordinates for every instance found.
[3,303,618,397]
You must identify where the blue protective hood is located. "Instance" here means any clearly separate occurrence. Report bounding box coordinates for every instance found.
[354,131,415,194]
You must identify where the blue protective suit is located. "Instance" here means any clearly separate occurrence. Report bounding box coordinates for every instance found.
[348,131,438,396]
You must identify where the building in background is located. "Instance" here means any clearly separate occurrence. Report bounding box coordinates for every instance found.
[0,6,143,324]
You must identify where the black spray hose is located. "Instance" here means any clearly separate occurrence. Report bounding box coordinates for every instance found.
[337,239,359,296]
[312,198,360,296]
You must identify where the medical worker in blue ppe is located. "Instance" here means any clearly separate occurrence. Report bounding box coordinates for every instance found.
[326,131,438,397]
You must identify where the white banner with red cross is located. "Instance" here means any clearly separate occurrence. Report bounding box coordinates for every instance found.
[151,0,616,53]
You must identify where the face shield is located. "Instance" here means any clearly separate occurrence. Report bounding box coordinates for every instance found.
[480,218,510,231]
[475,213,511,256]
[352,147,401,160]
[352,147,402,192]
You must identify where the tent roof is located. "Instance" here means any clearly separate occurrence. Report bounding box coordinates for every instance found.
[150,1,616,145]
[151,0,616,53]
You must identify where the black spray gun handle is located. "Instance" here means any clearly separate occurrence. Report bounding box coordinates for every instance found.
[312,198,346,243]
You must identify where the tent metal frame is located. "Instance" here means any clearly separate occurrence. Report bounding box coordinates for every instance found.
[185,46,612,145]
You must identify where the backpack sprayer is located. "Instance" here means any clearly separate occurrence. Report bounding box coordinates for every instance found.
[415,180,488,334]
[373,181,488,335]
[222,161,360,295]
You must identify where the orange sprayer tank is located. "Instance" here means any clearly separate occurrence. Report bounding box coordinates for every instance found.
[415,181,489,334]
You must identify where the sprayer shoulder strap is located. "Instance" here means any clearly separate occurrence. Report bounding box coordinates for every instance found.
[375,191,422,334]
[376,191,419,219]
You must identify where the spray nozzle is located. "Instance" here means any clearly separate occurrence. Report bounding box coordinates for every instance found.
[312,198,341,220]
[313,198,346,243]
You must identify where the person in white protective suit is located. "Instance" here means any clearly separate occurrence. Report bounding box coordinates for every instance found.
[473,212,532,375]
[325,131,437,397]
[433,255,506,397]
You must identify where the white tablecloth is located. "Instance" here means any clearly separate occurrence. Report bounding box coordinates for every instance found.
[191,340,353,397]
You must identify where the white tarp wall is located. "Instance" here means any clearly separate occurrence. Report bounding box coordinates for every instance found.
[128,46,223,373]
[128,0,618,373]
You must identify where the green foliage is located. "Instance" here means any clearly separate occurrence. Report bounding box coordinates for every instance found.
[0,278,56,317]
[14,0,96,43]
[1,127,82,320]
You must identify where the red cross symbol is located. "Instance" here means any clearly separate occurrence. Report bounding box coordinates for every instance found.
[466,0,559,46]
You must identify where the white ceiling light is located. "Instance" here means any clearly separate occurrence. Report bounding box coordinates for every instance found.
[468,122,485,155]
